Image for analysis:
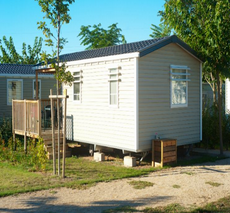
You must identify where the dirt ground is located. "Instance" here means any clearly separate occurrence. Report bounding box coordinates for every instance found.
[0,158,230,213]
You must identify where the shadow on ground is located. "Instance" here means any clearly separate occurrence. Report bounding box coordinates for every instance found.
[0,195,171,213]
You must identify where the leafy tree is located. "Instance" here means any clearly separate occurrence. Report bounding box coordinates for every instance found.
[150,23,171,39]
[160,0,230,155]
[0,36,43,64]
[36,0,74,88]
[36,0,75,177]
[78,23,126,50]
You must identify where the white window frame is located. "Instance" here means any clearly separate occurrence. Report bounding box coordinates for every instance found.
[108,66,120,107]
[73,70,82,103]
[33,79,41,99]
[170,65,190,108]
[7,79,23,106]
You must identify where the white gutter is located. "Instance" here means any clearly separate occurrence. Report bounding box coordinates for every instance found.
[66,52,140,67]
[0,74,54,78]
[200,62,202,141]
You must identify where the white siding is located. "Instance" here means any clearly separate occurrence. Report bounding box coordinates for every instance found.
[226,79,230,114]
[64,58,136,151]
[138,43,201,150]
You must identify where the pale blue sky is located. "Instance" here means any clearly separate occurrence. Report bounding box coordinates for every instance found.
[0,0,165,55]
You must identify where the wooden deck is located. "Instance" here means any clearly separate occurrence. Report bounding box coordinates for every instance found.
[12,99,71,159]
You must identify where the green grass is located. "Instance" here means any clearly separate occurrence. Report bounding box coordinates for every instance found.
[172,184,181,189]
[128,180,154,189]
[205,181,222,187]
[0,156,158,197]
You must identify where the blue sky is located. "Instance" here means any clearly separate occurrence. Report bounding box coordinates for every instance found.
[0,0,165,55]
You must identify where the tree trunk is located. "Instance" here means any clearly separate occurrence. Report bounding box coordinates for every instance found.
[216,70,224,156]
[57,10,61,176]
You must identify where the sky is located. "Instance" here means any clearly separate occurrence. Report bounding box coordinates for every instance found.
[0,0,165,55]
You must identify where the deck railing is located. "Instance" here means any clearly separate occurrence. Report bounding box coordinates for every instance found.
[12,99,60,137]
[12,100,41,137]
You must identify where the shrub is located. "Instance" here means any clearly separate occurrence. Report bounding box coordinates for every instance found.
[0,117,12,144]
[202,104,230,150]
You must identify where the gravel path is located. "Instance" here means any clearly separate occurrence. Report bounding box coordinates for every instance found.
[0,158,230,213]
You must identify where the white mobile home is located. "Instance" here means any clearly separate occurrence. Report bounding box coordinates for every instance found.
[40,35,202,153]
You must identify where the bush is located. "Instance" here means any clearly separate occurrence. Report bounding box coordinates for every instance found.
[202,105,230,150]
[0,136,47,171]
[0,117,12,144]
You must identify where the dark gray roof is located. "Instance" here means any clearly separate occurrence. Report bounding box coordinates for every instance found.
[0,64,35,75]
[57,35,200,63]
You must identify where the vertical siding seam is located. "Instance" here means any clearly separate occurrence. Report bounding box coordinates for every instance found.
[200,62,202,141]
[135,57,139,151]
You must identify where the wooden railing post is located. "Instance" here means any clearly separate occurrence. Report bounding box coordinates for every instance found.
[24,100,27,154]
[50,89,56,175]
[38,99,41,136]
[62,89,67,178]
[12,100,16,151]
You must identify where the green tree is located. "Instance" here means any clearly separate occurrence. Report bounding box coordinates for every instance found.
[78,23,126,50]
[161,0,230,155]
[0,36,43,64]
[150,23,171,39]
[36,0,75,177]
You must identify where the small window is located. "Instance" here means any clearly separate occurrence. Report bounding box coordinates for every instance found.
[7,79,23,105]
[33,79,41,99]
[73,71,82,102]
[108,68,119,106]
[170,65,190,108]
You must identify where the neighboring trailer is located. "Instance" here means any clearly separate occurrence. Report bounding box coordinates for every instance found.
[37,35,202,153]
[0,64,55,118]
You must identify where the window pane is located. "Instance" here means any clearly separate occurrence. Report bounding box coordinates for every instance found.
[172,69,186,73]
[74,82,80,94]
[73,71,80,76]
[8,80,22,104]
[110,94,117,105]
[109,68,117,74]
[110,81,117,94]
[74,77,80,81]
[110,74,117,80]
[33,81,40,99]
[172,75,187,80]
[172,81,187,105]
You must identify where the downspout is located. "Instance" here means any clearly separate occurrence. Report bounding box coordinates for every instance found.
[200,62,202,141]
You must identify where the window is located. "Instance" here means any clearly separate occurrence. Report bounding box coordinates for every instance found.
[170,65,190,108]
[7,79,23,105]
[73,71,82,102]
[33,79,41,99]
[108,68,119,106]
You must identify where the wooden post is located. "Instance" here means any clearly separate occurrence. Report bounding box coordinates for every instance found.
[62,89,67,178]
[160,140,163,168]
[50,89,56,175]
[151,140,155,167]
[36,71,38,100]
[12,100,16,150]
[24,100,27,154]
[38,99,41,136]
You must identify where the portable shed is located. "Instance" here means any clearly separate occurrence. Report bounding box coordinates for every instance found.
[37,35,202,153]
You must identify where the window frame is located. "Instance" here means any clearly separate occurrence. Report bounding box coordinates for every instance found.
[33,79,41,99]
[108,66,120,107]
[170,65,190,108]
[73,70,82,103]
[7,79,23,106]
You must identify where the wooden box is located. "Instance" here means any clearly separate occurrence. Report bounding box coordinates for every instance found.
[152,138,177,167]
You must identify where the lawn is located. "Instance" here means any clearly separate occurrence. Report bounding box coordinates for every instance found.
[0,156,157,197]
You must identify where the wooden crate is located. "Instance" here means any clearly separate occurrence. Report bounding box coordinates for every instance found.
[152,138,177,167]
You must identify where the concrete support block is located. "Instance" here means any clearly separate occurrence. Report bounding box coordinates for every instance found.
[94,152,105,162]
[124,156,136,167]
